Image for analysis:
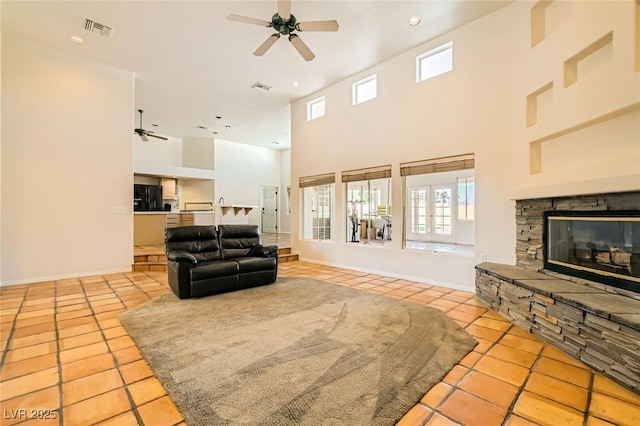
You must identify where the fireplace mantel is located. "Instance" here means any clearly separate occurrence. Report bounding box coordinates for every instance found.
[510,174,640,202]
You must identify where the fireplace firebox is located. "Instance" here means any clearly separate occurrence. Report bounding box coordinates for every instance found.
[544,211,640,293]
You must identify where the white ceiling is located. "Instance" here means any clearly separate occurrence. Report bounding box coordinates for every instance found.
[2,0,511,150]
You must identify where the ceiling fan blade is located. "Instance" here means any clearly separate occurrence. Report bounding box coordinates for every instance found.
[254,34,280,56]
[289,34,315,61]
[140,133,149,142]
[277,0,291,20]
[146,133,168,141]
[296,20,339,32]
[227,14,272,27]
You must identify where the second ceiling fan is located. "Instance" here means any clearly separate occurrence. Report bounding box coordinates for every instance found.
[227,0,339,61]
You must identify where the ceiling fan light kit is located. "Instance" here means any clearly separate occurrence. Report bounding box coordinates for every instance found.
[227,0,339,61]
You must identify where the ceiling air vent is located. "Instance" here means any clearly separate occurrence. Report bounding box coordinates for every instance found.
[84,19,114,38]
[251,82,272,92]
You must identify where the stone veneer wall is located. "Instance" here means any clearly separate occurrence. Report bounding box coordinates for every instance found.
[476,263,640,394]
[515,191,640,299]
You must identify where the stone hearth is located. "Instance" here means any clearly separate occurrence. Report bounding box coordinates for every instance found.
[476,262,640,393]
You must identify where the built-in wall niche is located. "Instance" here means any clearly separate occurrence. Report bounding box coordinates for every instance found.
[564,32,613,88]
[530,0,572,48]
[526,82,553,128]
[528,104,640,175]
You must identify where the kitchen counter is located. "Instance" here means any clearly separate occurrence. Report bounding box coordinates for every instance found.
[214,204,257,226]
[179,211,215,214]
[134,211,170,215]
[134,211,214,214]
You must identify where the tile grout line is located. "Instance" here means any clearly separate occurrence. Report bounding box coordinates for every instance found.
[115,271,188,426]
[0,288,27,372]
[582,370,595,426]
[499,324,546,426]
[55,273,172,426]
[56,276,143,425]
[54,280,65,426]
[98,274,150,426]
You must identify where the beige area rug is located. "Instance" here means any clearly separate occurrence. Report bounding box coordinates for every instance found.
[119,277,477,426]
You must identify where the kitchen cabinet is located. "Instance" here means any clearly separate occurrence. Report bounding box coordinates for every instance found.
[179,213,194,226]
[162,178,177,200]
[135,212,216,246]
[134,213,167,245]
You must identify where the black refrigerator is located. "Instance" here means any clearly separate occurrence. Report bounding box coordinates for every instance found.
[133,184,163,211]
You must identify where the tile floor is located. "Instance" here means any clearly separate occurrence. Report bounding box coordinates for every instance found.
[1,260,639,425]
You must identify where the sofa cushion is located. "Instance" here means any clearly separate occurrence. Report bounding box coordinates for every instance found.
[234,257,276,274]
[191,260,238,281]
[218,225,260,259]
[166,226,221,262]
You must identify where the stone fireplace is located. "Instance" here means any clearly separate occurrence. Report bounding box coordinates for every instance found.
[476,190,640,394]
[515,191,640,299]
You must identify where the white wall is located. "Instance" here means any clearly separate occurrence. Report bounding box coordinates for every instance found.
[183,137,214,170]
[290,1,639,290]
[0,29,3,281]
[181,179,215,209]
[134,136,183,174]
[213,139,281,227]
[1,37,135,285]
[291,5,518,290]
[280,149,291,233]
[133,135,214,179]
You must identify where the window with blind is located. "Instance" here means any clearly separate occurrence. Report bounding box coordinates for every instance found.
[299,173,335,241]
[401,154,475,248]
[343,165,392,246]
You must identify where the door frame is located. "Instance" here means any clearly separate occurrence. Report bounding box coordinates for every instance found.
[405,184,455,243]
[260,185,279,233]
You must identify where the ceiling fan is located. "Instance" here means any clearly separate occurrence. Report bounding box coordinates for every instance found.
[227,0,339,61]
[134,109,167,141]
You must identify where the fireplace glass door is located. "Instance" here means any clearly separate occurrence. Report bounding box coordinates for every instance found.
[544,211,640,292]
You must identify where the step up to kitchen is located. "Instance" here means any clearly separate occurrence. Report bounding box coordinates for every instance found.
[132,247,297,271]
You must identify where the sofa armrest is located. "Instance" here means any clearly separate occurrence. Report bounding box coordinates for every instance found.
[167,260,192,299]
[249,244,279,259]
[167,250,197,266]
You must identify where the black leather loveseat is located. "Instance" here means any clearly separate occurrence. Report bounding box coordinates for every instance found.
[164,224,278,299]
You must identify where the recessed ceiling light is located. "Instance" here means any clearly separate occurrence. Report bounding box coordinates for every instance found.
[151,124,158,127]
[409,17,421,26]
[198,125,208,130]
[292,82,299,87]
[272,141,280,145]
[215,116,222,119]
[70,36,84,44]
[213,131,218,135]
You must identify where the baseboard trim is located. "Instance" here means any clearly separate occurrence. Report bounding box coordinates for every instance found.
[296,256,474,292]
[0,266,134,287]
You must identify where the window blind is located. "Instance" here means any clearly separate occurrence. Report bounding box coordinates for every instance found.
[341,165,392,183]
[400,153,474,176]
[298,173,336,188]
